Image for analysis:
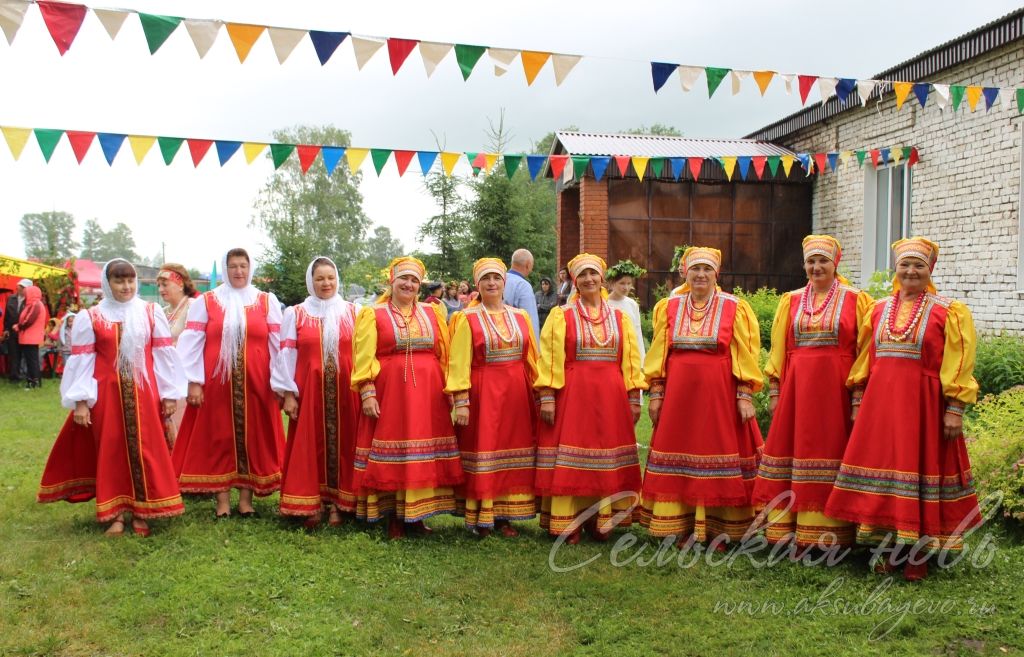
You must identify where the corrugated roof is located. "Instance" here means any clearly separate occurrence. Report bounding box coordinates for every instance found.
[552,131,797,158]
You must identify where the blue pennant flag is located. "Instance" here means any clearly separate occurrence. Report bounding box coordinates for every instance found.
[650,62,677,93]
[797,153,810,172]
[417,151,439,175]
[309,31,349,65]
[97,133,126,166]
[826,152,839,172]
[526,155,547,181]
[736,156,751,180]
[669,157,685,180]
[590,156,611,182]
[879,148,891,164]
[835,78,857,104]
[215,140,242,166]
[913,83,930,108]
[983,87,1000,110]
[321,146,346,175]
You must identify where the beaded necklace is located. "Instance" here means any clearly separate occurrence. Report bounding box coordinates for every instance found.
[801,279,838,317]
[575,298,613,348]
[885,291,927,342]
[683,290,716,335]
[483,304,517,343]
[388,300,421,386]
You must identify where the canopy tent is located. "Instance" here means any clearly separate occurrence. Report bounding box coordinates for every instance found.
[69,258,102,291]
[0,254,71,292]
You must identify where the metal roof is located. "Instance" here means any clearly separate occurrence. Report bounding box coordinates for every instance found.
[551,131,797,158]
[745,8,1024,141]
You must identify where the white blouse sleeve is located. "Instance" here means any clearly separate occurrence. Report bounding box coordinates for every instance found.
[271,306,299,396]
[266,292,283,366]
[60,312,98,409]
[151,305,188,400]
[628,298,646,363]
[176,295,208,385]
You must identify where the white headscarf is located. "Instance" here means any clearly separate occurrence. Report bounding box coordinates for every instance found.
[212,247,257,381]
[98,259,151,386]
[300,256,354,368]
[58,311,76,347]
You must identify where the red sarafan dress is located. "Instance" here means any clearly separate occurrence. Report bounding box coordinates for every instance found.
[751,283,873,547]
[172,290,285,495]
[38,304,186,522]
[638,290,764,543]
[445,305,538,529]
[825,293,980,552]
[272,303,360,516]
[350,301,463,523]
[534,302,646,535]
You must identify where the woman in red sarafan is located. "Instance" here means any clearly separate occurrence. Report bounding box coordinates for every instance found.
[38,259,186,537]
[172,247,285,518]
[445,257,538,538]
[272,256,360,528]
[751,235,873,553]
[351,256,463,539]
[825,237,980,581]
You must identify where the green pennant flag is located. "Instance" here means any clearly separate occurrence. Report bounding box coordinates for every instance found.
[766,155,780,177]
[157,136,183,165]
[370,148,392,175]
[901,146,912,161]
[855,150,866,167]
[465,151,480,175]
[34,129,63,163]
[1016,89,1024,114]
[503,154,522,179]
[571,155,590,179]
[454,44,486,81]
[138,13,182,54]
[705,67,730,97]
[950,85,966,112]
[270,143,295,169]
[649,157,665,179]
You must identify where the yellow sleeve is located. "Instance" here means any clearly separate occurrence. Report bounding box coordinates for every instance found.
[643,298,671,384]
[431,302,451,383]
[521,310,540,386]
[351,306,380,393]
[940,300,980,408]
[763,292,792,383]
[618,309,647,391]
[846,300,880,390]
[730,298,764,392]
[534,305,566,391]
[444,311,472,395]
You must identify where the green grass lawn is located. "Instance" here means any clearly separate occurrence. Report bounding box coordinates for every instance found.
[1,383,1022,656]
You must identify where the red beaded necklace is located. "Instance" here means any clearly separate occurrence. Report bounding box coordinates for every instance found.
[885,291,927,342]
[801,279,838,317]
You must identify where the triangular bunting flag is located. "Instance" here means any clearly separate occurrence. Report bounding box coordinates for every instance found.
[483,153,498,174]
[869,149,881,168]
[678,65,702,92]
[93,8,128,40]
[138,13,182,55]
[157,136,184,165]
[242,142,266,164]
[651,61,676,93]
[1018,89,1024,114]
[891,148,902,164]
[346,147,370,173]
[393,150,416,176]
[502,154,522,178]
[856,79,877,106]
[730,70,749,95]
[780,155,795,177]
[983,87,999,110]
[650,157,665,179]
[387,38,419,75]
[751,156,766,180]
[797,154,811,176]
[215,140,241,166]
[351,36,385,69]
[965,86,983,112]
[37,1,87,56]
[34,129,63,163]
[1,126,31,160]
[267,27,307,64]
[454,44,486,80]
[817,77,838,104]
[184,19,222,59]
[781,73,795,95]
[907,147,919,168]
[521,51,550,86]
[270,143,296,169]
[0,0,29,45]
[812,152,828,173]
[187,139,214,167]
[128,135,155,164]
[932,84,950,111]
[798,75,817,105]
[632,156,650,181]
[705,67,729,97]
[839,151,853,167]
[96,133,125,165]
[912,83,930,108]
[591,156,611,182]
[526,155,546,181]
[736,156,751,180]
[668,157,685,180]
[766,155,780,177]
[370,149,392,175]
[613,155,631,177]
[893,82,913,110]
[551,54,581,86]
[835,78,857,103]
[826,152,839,172]
[417,150,438,175]
[688,157,703,181]
[720,156,737,181]
[419,42,452,78]
[66,130,95,163]
[441,151,461,177]
[571,155,590,180]
[855,150,866,167]
[225,23,265,63]
[950,85,966,111]
[879,148,890,165]
[308,30,349,65]
[467,152,482,175]
[753,71,774,96]
[548,155,569,179]
[297,145,320,173]
[488,48,518,77]
[321,146,345,175]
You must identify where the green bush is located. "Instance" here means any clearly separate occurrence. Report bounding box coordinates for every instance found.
[864,269,894,299]
[965,386,1024,523]
[974,334,1024,398]
[754,347,772,436]
[733,287,782,351]
[639,310,653,347]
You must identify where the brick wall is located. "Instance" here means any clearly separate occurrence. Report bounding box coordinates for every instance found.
[780,41,1024,333]
[579,177,609,260]
[556,186,580,269]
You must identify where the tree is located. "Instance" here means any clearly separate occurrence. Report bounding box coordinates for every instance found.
[364,225,404,267]
[20,211,78,263]
[101,222,140,262]
[624,124,683,136]
[418,170,471,281]
[80,219,104,260]
[251,125,372,305]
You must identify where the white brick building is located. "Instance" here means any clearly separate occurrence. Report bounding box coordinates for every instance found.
[747,10,1024,333]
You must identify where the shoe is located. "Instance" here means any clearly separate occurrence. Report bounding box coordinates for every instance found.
[328,508,345,527]
[870,554,899,574]
[903,561,929,582]
[303,515,322,529]
[496,521,519,538]
[476,527,492,538]
[214,510,231,520]
[131,520,151,538]
[387,517,405,540]
[563,528,581,545]
[237,509,259,519]
[408,520,433,535]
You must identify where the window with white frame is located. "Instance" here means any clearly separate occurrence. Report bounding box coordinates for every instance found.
[863,162,912,279]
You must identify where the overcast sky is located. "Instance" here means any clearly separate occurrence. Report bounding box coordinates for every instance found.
[2,0,1019,272]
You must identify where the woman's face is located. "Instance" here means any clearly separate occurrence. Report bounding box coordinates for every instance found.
[446,285,458,299]
[558,269,568,282]
[458,281,469,294]
[609,276,634,298]
[157,277,183,303]
[227,255,250,289]
[575,269,604,297]
[109,275,137,302]
[66,315,75,329]
[895,258,930,295]
[541,280,551,293]
[312,264,338,300]
[392,274,421,305]
[685,264,716,296]
[478,272,504,301]
[804,255,836,287]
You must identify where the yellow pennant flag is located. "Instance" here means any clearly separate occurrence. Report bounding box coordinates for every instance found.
[243,142,267,164]
[128,135,156,164]
[752,70,774,96]
[720,156,737,181]
[441,151,461,177]
[346,148,370,173]
[631,156,650,181]
[781,155,796,177]
[839,150,853,167]
[893,82,913,110]
[966,86,983,112]
[1,126,31,160]
[890,148,903,164]
[483,153,499,173]
[520,50,551,86]
[226,23,265,63]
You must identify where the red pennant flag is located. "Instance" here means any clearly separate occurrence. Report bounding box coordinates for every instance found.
[187,139,214,167]
[66,130,95,163]
[387,38,419,75]
[613,155,631,177]
[394,150,416,176]
[471,152,487,170]
[37,1,88,56]
[688,157,703,181]
[869,149,881,169]
[907,147,920,168]
[751,155,767,179]
[812,152,828,174]
[798,75,817,105]
[549,154,569,179]
[297,145,320,173]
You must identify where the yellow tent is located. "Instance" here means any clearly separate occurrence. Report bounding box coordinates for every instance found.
[0,254,71,282]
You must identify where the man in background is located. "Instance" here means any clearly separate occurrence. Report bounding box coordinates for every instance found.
[502,249,540,341]
[3,279,29,384]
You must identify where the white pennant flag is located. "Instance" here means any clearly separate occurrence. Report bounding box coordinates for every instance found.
[419,41,453,78]
[817,77,838,104]
[780,73,795,95]
[267,27,307,64]
[551,53,581,86]
[0,0,30,45]
[184,19,222,59]
[730,70,750,95]
[350,36,384,70]
[678,65,702,92]
[932,83,950,111]
[857,79,878,106]
[488,47,518,77]
[93,8,129,40]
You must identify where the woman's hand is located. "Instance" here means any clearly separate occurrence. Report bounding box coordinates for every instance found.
[540,401,556,425]
[187,382,204,407]
[282,393,299,421]
[73,400,90,426]
[161,399,177,418]
[648,399,663,427]
[768,396,778,415]
[630,403,641,425]
[454,406,470,426]
[362,396,380,419]
[737,399,756,423]
[850,406,859,422]
[943,411,963,440]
